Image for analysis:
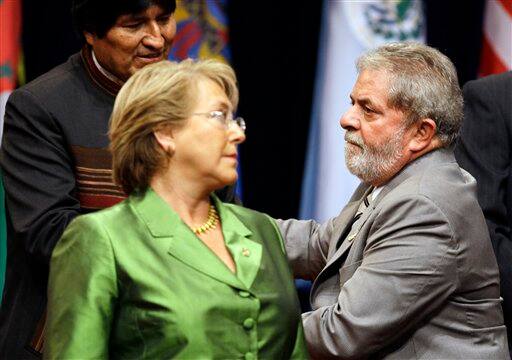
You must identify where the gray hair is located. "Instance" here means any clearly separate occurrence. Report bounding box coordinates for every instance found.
[356,42,463,147]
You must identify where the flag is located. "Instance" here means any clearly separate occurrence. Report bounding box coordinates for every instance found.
[0,0,22,298]
[300,0,425,221]
[1,0,22,142]
[169,0,230,63]
[169,0,243,199]
[479,0,512,76]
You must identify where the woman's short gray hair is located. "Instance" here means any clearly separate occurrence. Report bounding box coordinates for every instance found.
[357,42,463,147]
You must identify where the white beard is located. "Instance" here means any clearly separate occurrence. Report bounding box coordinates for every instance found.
[344,128,405,184]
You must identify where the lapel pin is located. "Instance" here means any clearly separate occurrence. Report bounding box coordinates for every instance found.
[242,248,250,257]
[347,232,357,242]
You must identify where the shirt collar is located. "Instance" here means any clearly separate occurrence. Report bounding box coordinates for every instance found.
[91,50,124,87]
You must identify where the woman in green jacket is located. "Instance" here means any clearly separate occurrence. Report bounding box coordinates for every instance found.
[44,59,307,359]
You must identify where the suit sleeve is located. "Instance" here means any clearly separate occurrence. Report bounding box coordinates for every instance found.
[44,215,117,359]
[455,79,510,252]
[454,78,511,323]
[0,89,80,264]
[277,218,334,280]
[301,195,457,359]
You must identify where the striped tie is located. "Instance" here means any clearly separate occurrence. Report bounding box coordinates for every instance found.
[352,193,371,223]
[336,188,373,249]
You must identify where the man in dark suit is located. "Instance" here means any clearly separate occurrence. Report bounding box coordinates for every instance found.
[0,1,178,357]
[279,43,509,359]
[455,71,512,354]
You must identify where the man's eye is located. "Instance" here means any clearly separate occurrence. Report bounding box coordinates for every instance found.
[123,22,142,29]
[157,15,171,24]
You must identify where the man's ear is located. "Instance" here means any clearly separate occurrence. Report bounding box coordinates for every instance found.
[84,32,95,46]
[408,118,437,153]
[153,126,176,156]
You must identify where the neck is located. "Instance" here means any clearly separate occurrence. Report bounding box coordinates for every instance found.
[409,139,442,162]
[370,141,442,187]
[150,172,213,228]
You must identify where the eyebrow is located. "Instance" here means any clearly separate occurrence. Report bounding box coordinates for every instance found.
[212,100,231,110]
[117,13,149,23]
[350,94,374,106]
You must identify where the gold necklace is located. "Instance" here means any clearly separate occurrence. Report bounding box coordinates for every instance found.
[192,205,219,235]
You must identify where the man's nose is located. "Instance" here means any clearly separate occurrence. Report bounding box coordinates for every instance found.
[339,107,359,131]
[142,22,165,49]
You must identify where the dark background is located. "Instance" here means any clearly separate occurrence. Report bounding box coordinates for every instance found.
[21,0,485,219]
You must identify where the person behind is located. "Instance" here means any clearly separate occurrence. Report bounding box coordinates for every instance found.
[279,42,509,359]
[44,59,307,359]
[0,1,179,357]
[455,71,512,355]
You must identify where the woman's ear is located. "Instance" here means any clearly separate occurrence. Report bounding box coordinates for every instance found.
[153,126,176,156]
[408,118,437,153]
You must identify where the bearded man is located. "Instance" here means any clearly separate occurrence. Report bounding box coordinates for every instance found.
[279,42,509,359]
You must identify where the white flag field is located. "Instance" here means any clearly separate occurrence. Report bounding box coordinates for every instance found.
[300,0,425,222]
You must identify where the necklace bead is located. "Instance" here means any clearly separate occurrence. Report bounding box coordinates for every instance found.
[192,205,219,235]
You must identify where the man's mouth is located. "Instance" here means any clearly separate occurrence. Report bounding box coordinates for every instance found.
[136,53,163,62]
[344,132,364,147]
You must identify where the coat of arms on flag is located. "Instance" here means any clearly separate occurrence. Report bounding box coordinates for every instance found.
[169,0,230,63]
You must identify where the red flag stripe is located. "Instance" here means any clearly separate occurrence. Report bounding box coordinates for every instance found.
[498,0,512,19]
[479,34,508,77]
[0,0,22,91]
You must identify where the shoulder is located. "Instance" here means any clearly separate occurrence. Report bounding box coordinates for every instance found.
[382,151,474,212]
[14,53,85,99]
[463,71,512,102]
[222,203,282,236]
[378,151,483,233]
[223,203,275,227]
[66,198,134,235]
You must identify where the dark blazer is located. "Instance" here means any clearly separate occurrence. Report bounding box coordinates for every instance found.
[0,51,115,359]
[455,71,512,353]
[280,149,509,359]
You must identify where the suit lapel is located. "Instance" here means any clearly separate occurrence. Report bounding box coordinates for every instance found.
[326,200,359,259]
[212,196,263,290]
[131,189,246,290]
[325,185,375,268]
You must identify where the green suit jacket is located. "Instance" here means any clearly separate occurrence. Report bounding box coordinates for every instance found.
[45,189,307,359]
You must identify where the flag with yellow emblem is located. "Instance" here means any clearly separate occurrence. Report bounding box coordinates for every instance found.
[169,0,242,198]
[169,0,230,63]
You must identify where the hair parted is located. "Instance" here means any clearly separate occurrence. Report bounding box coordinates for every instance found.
[71,0,176,40]
[109,59,239,195]
[356,42,463,147]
